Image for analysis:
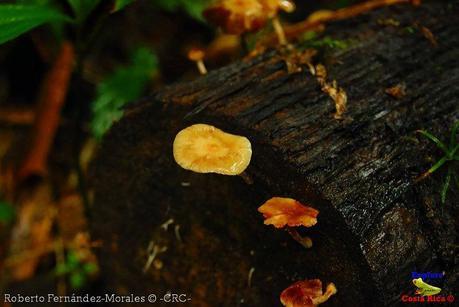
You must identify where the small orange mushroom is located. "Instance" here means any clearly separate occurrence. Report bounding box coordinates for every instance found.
[203,0,265,35]
[188,48,207,75]
[173,124,252,175]
[203,0,295,45]
[280,279,337,307]
[258,197,318,228]
[258,197,318,248]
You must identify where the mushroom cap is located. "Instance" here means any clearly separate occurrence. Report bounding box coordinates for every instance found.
[258,197,318,228]
[280,279,337,307]
[204,0,267,35]
[188,48,205,61]
[173,124,252,175]
[203,0,294,35]
[278,0,295,13]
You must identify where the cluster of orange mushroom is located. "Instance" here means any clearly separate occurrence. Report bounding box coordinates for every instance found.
[172,123,337,306]
[203,0,295,45]
[187,0,296,75]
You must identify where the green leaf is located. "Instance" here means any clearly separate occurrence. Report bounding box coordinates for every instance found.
[113,0,135,12]
[417,130,449,154]
[0,201,15,223]
[55,263,70,275]
[17,0,54,5]
[83,262,97,274]
[70,271,86,289]
[67,250,81,267]
[427,156,448,174]
[300,31,318,42]
[450,121,459,149]
[153,0,181,12]
[91,48,158,139]
[405,26,416,34]
[0,4,70,44]
[449,143,459,159]
[67,0,100,23]
[181,0,210,21]
[153,0,211,21]
[440,168,452,204]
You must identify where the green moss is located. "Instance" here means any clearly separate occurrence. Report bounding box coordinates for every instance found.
[0,200,14,224]
[404,26,416,34]
[300,32,350,50]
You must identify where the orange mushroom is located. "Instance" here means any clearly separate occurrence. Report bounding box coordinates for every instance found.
[187,48,207,75]
[258,197,318,248]
[258,197,318,228]
[280,279,337,307]
[203,0,295,45]
[173,124,252,175]
[270,0,295,45]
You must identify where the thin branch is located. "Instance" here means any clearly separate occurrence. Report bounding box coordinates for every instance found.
[16,41,75,183]
[258,0,414,47]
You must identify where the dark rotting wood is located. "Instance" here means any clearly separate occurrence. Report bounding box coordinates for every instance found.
[91,1,458,306]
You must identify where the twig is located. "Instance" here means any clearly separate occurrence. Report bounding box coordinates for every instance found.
[4,237,101,268]
[4,241,56,268]
[0,108,35,126]
[16,41,75,182]
[247,267,255,287]
[258,0,414,47]
[174,225,183,244]
[420,26,438,47]
[160,218,174,231]
[55,238,67,297]
[143,242,167,273]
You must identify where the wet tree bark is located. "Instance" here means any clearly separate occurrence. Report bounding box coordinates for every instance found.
[91,2,458,306]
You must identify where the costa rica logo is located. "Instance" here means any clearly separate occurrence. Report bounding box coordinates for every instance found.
[400,271,455,303]
[412,278,441,296]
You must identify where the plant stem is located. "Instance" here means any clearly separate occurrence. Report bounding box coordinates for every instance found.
[196,60,207,75]
[272,16,287,45]
[441,167,452,204]
[16,41,75,183]
[258,0,412,48]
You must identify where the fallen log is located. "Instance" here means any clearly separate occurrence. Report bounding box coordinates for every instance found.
[91,1,458,306]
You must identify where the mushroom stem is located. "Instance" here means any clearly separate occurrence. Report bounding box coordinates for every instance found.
[272,16,287,45]
[239,171,253,185]
[196,60,207,75]
[312,283,338,305]
[286,227,312,248]
[188,48,208,75]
